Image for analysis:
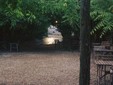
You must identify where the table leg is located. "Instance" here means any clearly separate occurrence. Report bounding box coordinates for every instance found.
[100,65,103,84]
[97,65,102,85]
[110,67,113,85]
[97,65,99,85]
[104,66,106,85]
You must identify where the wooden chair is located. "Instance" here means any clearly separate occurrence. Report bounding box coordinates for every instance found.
[10,43,19,52]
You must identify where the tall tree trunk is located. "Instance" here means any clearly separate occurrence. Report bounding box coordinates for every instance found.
[79,0,91,85]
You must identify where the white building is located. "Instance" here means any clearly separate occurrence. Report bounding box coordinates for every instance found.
[43,25,63,45]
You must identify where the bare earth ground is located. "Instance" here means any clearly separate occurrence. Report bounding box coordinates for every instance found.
[0,51,96,85]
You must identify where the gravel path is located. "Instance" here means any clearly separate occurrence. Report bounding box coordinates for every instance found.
[0,51,96,85]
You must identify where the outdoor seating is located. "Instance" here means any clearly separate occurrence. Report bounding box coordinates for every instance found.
[10,43,19,52]
[93,44,113,85]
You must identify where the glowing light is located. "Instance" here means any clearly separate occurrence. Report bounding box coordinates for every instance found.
[55,20,58,23]
[43,37,55,45]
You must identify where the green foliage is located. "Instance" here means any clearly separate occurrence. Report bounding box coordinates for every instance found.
[91,0,113,38]
[0,0,38,28]
[0,0,113,39]
[0,0,23,27]
[62,0,80,29]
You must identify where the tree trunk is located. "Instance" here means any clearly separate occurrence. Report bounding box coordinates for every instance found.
[79,0,91,85]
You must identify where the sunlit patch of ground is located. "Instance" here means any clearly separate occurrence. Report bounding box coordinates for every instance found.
[0,51,96,85]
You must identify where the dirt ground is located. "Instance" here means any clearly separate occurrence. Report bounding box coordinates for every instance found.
[0,51,96,85]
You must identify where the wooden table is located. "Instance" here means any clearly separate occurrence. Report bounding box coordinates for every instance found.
[95,60,113,85]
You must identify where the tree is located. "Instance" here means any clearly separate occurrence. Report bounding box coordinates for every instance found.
[0,0,49,42]
[79,0,91,85]
[2,0,113,49]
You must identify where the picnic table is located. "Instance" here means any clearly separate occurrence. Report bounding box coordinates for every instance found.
[93,48,113,85]
[95,60,113,85]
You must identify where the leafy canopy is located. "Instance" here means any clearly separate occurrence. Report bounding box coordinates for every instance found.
[0,0,113,39]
